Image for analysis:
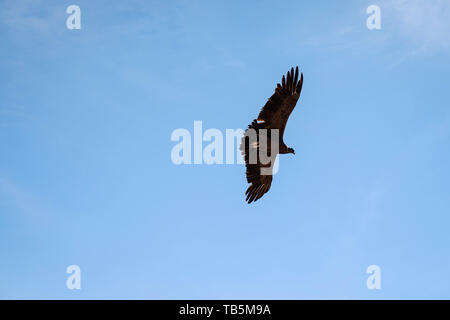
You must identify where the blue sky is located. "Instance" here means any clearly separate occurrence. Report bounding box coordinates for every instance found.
[1,0,450,299]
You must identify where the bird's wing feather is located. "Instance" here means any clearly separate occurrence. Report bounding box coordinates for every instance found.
[257,66,303,136]
[239,120,274,203]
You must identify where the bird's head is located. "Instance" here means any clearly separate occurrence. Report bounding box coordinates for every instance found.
[288,147,295,155]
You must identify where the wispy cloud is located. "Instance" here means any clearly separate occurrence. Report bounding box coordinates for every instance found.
[0,177,43,217]
[0,0,60,33]
[383,0,450,53]
[0,104,38,128]
[302,0,450,60]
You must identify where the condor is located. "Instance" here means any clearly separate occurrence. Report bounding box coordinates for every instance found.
[240,66,304,203]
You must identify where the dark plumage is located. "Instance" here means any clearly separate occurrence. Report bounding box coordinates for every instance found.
[240,67,303,203]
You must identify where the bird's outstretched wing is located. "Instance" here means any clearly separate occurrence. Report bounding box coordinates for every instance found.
[240,67,303,204]
[257,66,303,135]
[240,120,274,203]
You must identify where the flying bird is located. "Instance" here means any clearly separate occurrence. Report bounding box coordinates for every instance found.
[240,66,304,203]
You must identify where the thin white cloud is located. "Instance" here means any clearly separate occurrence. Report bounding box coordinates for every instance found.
[0,177,42,216]
[0,0,60,33]
[301,1,450,60]
[383,0,450,53]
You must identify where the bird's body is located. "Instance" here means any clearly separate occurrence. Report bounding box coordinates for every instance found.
[240,67,303,203]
